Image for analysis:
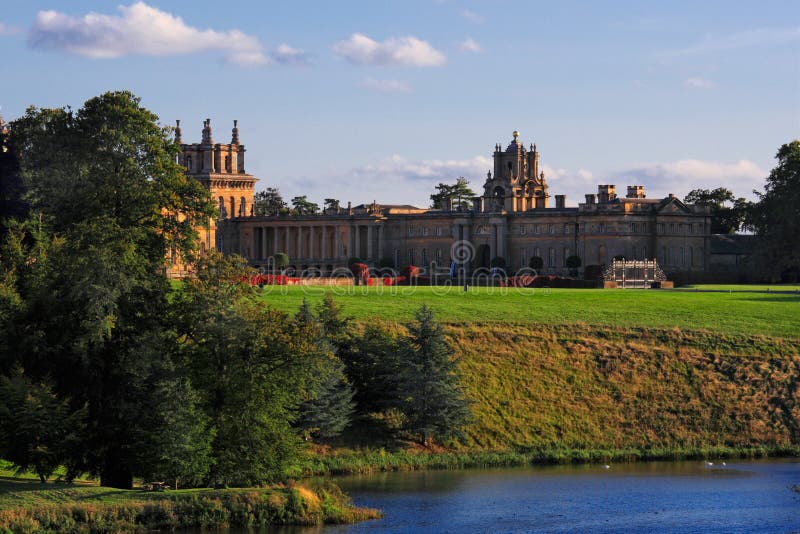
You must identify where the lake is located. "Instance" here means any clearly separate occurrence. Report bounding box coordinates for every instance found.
[282,460,800,533]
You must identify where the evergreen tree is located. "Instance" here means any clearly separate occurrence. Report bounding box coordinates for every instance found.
[253,187,287,216]
[399,305,471,446]
[0,370,86,482]
[430,177,476,210]
[298,358,355,440]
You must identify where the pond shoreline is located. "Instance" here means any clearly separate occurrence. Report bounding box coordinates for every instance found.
[302,445,800,477]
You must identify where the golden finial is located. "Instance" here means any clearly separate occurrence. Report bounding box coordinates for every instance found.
[512,130,519,140]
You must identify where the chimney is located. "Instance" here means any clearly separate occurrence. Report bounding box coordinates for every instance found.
[585,194,596,205]
[626,185,645,199]
[598,185,616,203]
[555,194,566,209]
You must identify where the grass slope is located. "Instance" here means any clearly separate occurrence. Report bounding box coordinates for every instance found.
[258,286,800,339]
[0,478,380,532]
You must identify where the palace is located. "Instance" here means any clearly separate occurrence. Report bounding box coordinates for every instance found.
[174,121,717,280]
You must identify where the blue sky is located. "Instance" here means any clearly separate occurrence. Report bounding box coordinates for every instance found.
[1,1,798,207]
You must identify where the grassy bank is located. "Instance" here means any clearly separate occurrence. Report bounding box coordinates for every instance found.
[0,479,380,533]
[258,286,800,339]
[303,445,800,476]
[303,321,800,473]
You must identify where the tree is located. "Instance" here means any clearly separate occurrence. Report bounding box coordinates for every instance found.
[291,195,320,215]
[143,377,214,490]
[297,357,355,440]
[750,141,800,280]
[273,252,290,270]
[398,306,471,446]
[430,177,476,210]
[253,187,287,216]
[3,91,215,488]
[684,187,749,234]
[324,198,340,212]
[490,256,507,269]
[0,370,86,482]
[170,253,321,486]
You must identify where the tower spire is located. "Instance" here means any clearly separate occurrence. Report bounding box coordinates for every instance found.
[202,118,213,144]
[231,119,240,145]
[174,119,182,144]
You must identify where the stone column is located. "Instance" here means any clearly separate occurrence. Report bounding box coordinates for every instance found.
[297,226,303,260]
[490,224,497,260]
[354,225,361,259]
[367,224,374,261]
[321,226,328,259]
[272,227,279,256]
[347,225,354,259]
[309,226,316,260]
[497,222,506,259]
[336,225,342,260]
[284,226,290,256]
[377,224,384,262]
[462,224,471,271]
[262,226,268,260]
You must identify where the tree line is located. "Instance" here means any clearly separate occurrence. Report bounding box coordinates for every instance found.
[0,91,470,489]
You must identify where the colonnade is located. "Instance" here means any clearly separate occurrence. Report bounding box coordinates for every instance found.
[250,222,384,263]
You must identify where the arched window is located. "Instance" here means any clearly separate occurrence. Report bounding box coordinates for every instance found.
[225,155,232,172]
[186,156,193,171]
[239,197,246,217]
[229,197,235,219]
[218,196,225,217]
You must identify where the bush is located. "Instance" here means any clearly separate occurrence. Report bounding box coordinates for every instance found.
[490,257,506,269]
[584,264,604,280]
[273,252,290,269]
[528,256,544,270]
[565,255,582,269]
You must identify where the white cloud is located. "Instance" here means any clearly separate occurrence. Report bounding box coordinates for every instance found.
[461,10,485,23]
[270,43,308,65]
[667,26,800,56]
[362,78,413,93]
[332,33,445,66]
[0,22,22,36]
[683,77,714,89]
[459,38,482,53]
[28,2,270,65]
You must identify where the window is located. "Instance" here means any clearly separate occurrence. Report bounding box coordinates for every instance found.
[689,247,694,267]
[658,223,665,234]
[563,223,571,234]
[661,246,667,264]
[421,249,428,265]
[535,224,541,234]
[549,248,556,267]
[225,155,231,172]
[436,249,442,263]
[186,156,193,171]
[534,247,541,259]
[563,248,569,267]
[423,227,429,236]
[598,223,606,234]
[630,222,636,233]
[407,226,414,236]
[408,249,416,265]
[548,224,555,234]
[680,247,684,266]
[520,248,527,267]
[670,223,676,233]
[520,224,526,235]
[436,226,442,236]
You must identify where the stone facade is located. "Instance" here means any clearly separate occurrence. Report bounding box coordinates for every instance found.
[179,127,714,279]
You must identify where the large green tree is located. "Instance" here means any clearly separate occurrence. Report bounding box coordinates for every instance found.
[1,91,215,488]
[750,140,800,280]
[170,253,322,486]
[430,177,476,210]
[684,187,750,234]
[253,187,287,216]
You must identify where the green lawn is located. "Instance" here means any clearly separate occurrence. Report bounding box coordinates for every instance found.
[680,283,800,292]
[257,285,800,339]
